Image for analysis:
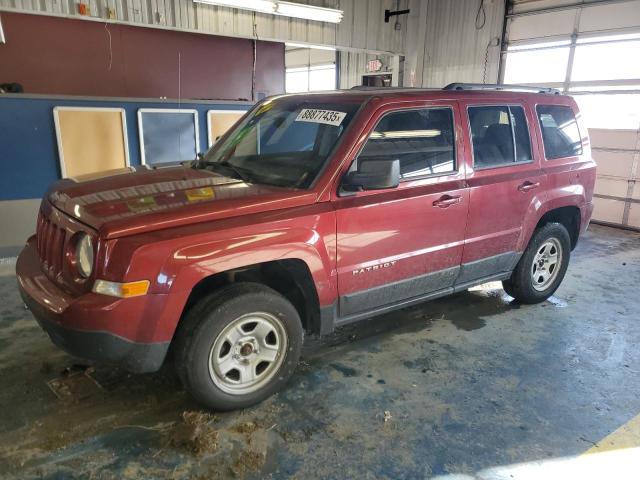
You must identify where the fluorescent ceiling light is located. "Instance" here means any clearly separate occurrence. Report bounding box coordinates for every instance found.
[194,0,343,23]
[276,1,343,23]
[194,0,276,14]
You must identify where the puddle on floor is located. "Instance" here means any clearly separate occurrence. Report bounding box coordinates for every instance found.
[546,296,568,308]
[450,316,487,331]
[329,363,359,377]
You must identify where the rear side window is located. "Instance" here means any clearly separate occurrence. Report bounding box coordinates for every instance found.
[536,105,583,159]
[468,105,532,169]
[358,107,456,179]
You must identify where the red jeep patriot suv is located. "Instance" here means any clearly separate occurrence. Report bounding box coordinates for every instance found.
[17,84,596,410]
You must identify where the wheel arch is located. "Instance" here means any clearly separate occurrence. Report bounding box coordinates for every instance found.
[520,199,582,253]
[177,258,323,336]
[533,206,581,250]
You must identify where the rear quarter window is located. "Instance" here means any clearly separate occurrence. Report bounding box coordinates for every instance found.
[536,105,583,159]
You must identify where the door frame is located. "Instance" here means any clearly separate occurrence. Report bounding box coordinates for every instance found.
[456,98,546,281]
[330,99,470,324]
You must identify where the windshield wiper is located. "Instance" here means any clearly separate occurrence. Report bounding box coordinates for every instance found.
[202,160,252,183]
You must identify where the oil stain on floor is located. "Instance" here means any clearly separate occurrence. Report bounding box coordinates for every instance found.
[1,225,639,479]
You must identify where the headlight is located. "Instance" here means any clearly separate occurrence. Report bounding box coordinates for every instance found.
[76,233,94,278]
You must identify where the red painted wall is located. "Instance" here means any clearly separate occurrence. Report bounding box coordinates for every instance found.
[0,12,284,100]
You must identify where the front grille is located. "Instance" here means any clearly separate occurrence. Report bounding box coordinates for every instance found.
[36,210,68,281]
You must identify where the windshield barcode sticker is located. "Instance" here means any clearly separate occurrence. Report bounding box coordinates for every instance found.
[295,109,347,126]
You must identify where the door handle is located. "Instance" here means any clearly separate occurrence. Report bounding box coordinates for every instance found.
[433,195,461,208]
[518,181,540,192]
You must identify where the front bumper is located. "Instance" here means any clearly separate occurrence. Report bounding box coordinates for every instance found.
[16,238,170,373]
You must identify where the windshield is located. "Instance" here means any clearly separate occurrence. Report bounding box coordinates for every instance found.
[201,97,360,188]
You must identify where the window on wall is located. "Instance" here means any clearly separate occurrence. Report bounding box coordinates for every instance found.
[571,37,640,82]
[503,29,640,130]
[571,93,640,130]
[503,42,571,84]
[285,64,336,93]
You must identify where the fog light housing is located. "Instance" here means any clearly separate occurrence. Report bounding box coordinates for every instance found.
[93,279,150,298]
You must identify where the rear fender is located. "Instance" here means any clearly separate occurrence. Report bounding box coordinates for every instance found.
[517,184,586,251]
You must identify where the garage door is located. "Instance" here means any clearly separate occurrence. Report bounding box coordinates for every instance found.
[501,0,640,229]
[589,129,640,228]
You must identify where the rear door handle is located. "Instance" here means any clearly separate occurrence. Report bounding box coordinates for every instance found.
[518,181,540,192]
[433,194,461,208]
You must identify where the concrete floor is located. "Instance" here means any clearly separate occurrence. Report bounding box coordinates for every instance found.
[0,224,639,479]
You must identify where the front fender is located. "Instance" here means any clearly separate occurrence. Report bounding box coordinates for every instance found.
[167,225,336,305]
[98,204,337,341]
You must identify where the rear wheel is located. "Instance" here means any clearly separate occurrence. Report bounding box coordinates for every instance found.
[175,283,303,411]
[503,222,571,304]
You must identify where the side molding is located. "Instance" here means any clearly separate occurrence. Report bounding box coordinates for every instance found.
[331,252,522,331]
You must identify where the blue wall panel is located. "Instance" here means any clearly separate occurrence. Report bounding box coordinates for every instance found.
[0,96,251,201]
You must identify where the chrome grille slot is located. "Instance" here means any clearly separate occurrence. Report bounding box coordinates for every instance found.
[45,219,55,271]
[53,226,66,275]
[36,211,44,258]
[35,205,93,296]
[36,210,68,281]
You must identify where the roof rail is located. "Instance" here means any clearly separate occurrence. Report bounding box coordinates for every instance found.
[348,86,436,91]
[443,83,561,95]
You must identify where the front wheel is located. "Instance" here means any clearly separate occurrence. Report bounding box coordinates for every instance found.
[174,283,303,411]
[503,222,571,304]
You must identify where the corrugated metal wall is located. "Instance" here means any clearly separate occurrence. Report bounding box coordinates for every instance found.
[0,0,510,89]
[0,0,407,54]
[403,0,506,88]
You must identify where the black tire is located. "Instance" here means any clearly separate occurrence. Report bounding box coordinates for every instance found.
[174,282,303,411]
[503,222,571,304]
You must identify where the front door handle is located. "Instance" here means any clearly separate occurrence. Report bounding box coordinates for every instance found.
[518,181,540,192]
[433,194,461,208]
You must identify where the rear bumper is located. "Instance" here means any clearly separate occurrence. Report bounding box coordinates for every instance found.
[16,238,170,373]
[580,201,594,234]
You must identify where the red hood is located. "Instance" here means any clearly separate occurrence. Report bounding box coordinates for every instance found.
[47,166,317,238]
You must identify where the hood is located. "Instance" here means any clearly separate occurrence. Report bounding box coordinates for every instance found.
[47,166,317,238]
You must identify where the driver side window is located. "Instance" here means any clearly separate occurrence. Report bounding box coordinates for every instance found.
[355,107,457,179]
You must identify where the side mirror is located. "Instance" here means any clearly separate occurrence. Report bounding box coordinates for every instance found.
[343,158,400,191]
